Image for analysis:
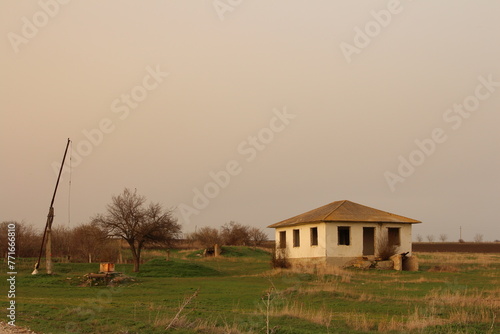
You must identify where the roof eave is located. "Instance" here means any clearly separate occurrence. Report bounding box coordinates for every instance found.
[268,219,422,228]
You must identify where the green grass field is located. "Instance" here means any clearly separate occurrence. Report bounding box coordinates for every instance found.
[1,248,498,334]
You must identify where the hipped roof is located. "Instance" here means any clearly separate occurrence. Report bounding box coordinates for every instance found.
[268,200,421,228]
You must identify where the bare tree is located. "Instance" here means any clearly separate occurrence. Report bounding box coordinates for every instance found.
[93,188,181,272]
[426,235,435,242]
[416,234,423,242]
[474,234,484,243]
[249,227,268,248]
[439,234,448,242]
[191,226,221,248]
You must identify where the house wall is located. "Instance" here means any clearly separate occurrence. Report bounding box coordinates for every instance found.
[325,222,413,265]
[275,222,413,266]
[274,223,326,259]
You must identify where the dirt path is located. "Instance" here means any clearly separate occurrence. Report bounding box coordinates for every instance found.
[0,322,39,334]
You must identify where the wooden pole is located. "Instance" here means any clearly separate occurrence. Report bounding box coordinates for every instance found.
[33,139,70,275]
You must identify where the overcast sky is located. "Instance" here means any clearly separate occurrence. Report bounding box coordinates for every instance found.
[1,0,499,241]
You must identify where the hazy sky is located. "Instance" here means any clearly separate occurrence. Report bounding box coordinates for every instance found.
[1,1,499,241]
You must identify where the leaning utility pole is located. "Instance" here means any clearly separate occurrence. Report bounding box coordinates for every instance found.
[33,138,71,275]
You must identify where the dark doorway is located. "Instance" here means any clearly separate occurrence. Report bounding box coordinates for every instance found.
[363,227,375,256]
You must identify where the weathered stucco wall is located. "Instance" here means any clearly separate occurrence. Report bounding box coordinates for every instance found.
[275,223,326,259]
[325,222,413,257]
[275,222,413,265]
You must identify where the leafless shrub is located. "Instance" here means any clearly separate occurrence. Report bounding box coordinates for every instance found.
[271,247,290,269]
[376,234,398,260]
[249,227,268,248]
[439,234,448,242]
[221,221,250,246]
[51,226,73,259]
[0,221,42,258]
[0,220,119,263]
[474,234,484,242]
[416,234,423,242]
[70,222,119,262]
[190,226,222,249]
[190,222,267,249]
[426,235,435,242]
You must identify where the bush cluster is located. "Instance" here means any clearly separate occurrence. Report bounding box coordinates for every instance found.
[0,221,119,262]
[187,221,268,248]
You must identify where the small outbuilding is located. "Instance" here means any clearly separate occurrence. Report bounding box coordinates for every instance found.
[268,200,421,267]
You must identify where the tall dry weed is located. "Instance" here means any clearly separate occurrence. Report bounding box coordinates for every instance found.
[426,288,500,308]
[266,262,353,283]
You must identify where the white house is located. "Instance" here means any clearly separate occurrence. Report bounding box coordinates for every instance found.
[268,200,421,266]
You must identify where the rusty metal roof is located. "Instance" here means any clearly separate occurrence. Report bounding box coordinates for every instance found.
[268,200,421,228]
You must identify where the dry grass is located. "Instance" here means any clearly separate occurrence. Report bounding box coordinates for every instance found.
[266,300,334,327]
[416,252,500,267]
[154,309,250,333]
[426,287,500,308]
[266,300,498,333]
[376,303,498,333]
[266,263,353,283]
[345,312,376,331]
[358,273,448,285]
[377,307,446,332]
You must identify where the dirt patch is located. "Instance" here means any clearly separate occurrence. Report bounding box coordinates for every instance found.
[0,322,39,334]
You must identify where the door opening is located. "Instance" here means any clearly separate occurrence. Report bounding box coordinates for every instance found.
[363,227,375,256]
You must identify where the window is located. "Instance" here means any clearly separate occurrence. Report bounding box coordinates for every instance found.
[388,228,401,246]
[293,229,300,247]
[310,227,318,246]
[338,226,350,245]
[279,231,286,248]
